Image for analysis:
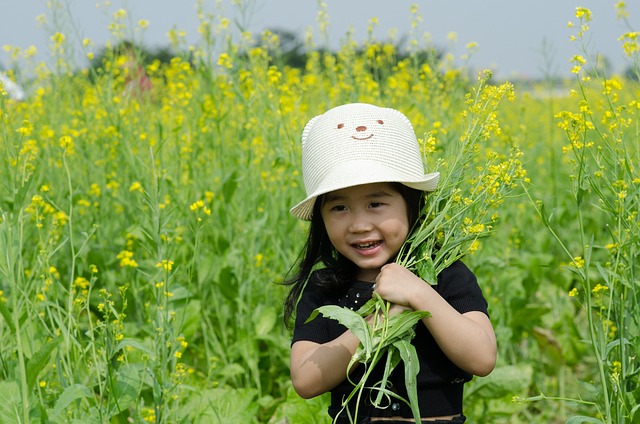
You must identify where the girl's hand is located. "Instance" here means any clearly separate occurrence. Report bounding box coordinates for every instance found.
[374,263,497,377]
[373,263,424,308]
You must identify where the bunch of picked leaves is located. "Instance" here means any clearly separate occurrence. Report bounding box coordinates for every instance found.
[308,294,430,422]
[310,71,528,423]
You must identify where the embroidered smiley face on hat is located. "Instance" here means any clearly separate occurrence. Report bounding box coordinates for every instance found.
[290,103,440,220]
[337,119,385,141]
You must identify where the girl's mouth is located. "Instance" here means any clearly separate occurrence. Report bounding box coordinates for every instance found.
[353,241,381,249]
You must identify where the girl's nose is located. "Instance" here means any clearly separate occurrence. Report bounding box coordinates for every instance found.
[348,213,373,233]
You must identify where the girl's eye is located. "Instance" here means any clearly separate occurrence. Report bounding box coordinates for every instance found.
[331,205,347,212]
[369,202,383,208]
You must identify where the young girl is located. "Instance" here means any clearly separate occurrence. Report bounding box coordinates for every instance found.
[284,103,496,423]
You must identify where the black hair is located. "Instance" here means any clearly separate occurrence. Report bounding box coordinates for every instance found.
[282,182,425,327]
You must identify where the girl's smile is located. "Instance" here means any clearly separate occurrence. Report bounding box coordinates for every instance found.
[320,182,410,282]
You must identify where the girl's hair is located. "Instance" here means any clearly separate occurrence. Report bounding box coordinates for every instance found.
[283,183,424,326]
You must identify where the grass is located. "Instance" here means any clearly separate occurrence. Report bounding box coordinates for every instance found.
[0,1,638,423]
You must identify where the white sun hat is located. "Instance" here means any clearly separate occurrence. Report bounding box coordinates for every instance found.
[290,103,439,220]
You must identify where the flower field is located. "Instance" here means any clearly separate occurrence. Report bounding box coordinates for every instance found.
[0,2,638,423]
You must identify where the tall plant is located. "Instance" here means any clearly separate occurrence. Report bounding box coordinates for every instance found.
[523,6,640,423]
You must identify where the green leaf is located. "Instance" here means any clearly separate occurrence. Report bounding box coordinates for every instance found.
[217,266,238,303]
[0,299,15,334]
[109,364,142,417]
[467,364,533,399]
[566,416,605,424]
[576,186,588,206]
[372,346,401,406]
[220,363,246,379]
[0,380,22,424]
[222,171,238,202]
[355,297,377,316]
[26,338,58,390]
[311,305,372,355]
[270,386,330,423]
[50,384,92,420]
[253,305,276,338]
[381,310,430,348]
[185,387,259,423]
[415,256,437,285]
[394,338,422,421]
[114,337,155,358]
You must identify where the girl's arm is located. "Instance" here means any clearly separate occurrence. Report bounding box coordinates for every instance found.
[290,331,362,398]
[290,303,409,398]
[374,263,497,377]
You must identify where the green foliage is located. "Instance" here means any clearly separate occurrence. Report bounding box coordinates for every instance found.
[0,1,639,423]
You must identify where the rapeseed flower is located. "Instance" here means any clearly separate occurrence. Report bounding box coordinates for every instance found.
[117,250,138,268]
[156,259,174,272]
[591,284,609,294]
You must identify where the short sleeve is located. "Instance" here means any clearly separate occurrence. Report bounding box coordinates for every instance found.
[291,280,332,344]
[435,260,489,317]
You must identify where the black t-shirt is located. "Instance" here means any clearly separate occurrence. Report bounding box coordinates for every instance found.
[292,260,488,421]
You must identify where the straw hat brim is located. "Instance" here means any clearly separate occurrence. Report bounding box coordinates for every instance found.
[290,160,439,220]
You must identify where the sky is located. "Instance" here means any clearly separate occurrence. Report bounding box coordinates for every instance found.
[0,0,638,80]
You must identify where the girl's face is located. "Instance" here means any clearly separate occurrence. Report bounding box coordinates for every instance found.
[320,182,409,282]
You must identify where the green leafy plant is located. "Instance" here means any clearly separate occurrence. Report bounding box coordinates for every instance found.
[520,6,640,422]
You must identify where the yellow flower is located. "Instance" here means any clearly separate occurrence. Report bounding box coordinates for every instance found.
[50,32,65,47]
[190,200,204,211]
[156,259,174,272]
[117,250,138,268]
[113,9,127,19]
[89,183,102,197]
[568,288,578,297]
[217,53,233,69]
[74,277,90,289]
[575,7,592,21]
[58,135,74,150]
[53,211,68,227]
[573,256,585,268]
[129,181,143,193]
[592,284,609,294]
[612,361,621,375]
[16,120,33,136]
